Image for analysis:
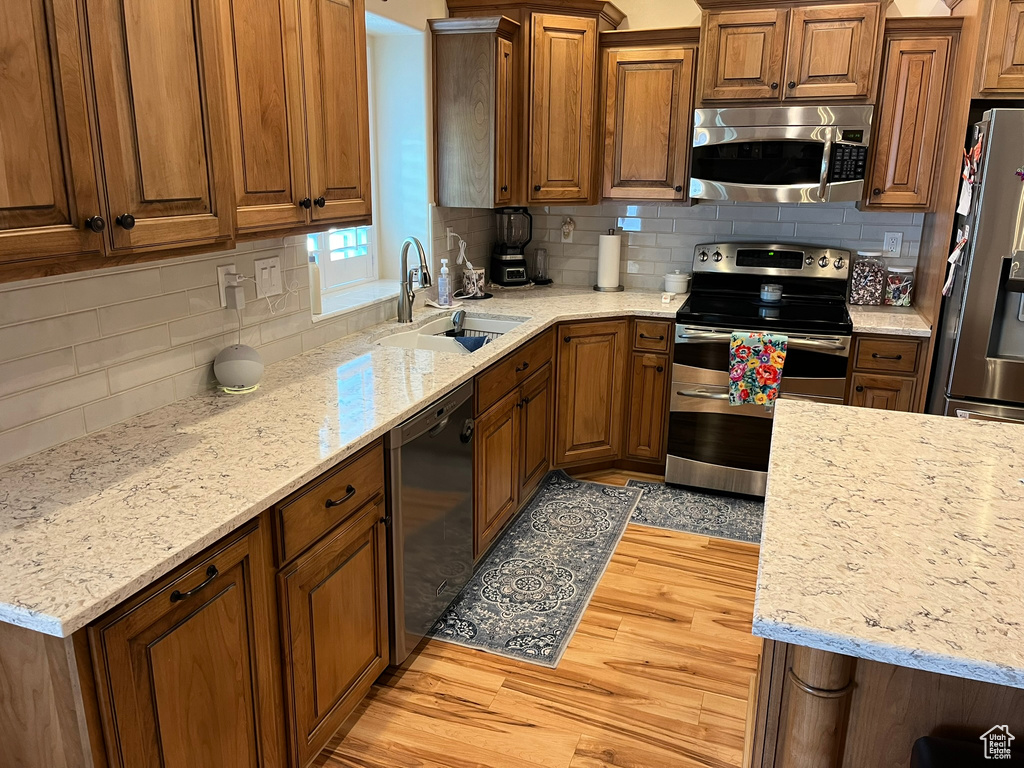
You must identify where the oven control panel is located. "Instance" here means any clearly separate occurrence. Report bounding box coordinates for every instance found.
[693,242,852,279]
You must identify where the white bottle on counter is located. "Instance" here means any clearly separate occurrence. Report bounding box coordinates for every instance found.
[438,259,452,306]
[308,255,322,315]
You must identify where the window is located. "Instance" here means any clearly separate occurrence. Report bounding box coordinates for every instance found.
[307,226,376,292]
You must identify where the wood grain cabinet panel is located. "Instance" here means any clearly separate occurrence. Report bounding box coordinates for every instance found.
[0,0,105,268]
[784,3,881,100]
[699,9,788,101]
[279,500,389,767]
[625,352,670,462]
[529,13,598,203]
[601,42,696,200]
[981,0,1024,92]
[300,0,372,224]
[84,0,234,252]
[220,0,310,233]
[88,521,286,768]
[849,373,916,411]
[866,28,954,209]
[519,364,553,503]
[554,319,629,466]
[474,387,521,559]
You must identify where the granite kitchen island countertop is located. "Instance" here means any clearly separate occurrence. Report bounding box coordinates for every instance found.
[0,286,679,638]
[755,401,1024,688]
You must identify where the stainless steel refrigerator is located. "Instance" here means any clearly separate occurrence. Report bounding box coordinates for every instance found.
[931,108,1024,422]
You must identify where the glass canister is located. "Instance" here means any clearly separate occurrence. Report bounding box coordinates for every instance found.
[885,266,915,306]
[849,251,886,305]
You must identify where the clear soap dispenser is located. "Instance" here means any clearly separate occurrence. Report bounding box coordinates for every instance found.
[438,258,452,307]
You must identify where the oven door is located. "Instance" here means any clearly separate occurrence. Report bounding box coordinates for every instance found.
[667,325,850,496]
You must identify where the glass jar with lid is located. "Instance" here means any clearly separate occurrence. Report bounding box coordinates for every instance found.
[849,251,886,305]
[885,266,915,306]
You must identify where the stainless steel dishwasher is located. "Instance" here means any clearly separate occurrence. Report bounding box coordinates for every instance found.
[387,381,475,665]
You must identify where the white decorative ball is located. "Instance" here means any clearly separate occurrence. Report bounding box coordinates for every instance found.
[214,344,264,393]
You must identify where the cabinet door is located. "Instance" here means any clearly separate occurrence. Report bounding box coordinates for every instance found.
[625,352,669,462]
[783,3,880,100]
[554,319,629,466]
[0,0,104,266]
[300,0,372,223]
[529,13,598,203]
[866,34,951,209]
[602,45,696,201]
[89,522,285,768]
[220,0,310,233]
[84,0,234,251]
[699,9,787,101]
[474,388,521,559]
[495,35,515,207]
[849,373,915,411]
[280,501,389,767]
[980,0,1024,92]
[519,364,553,503]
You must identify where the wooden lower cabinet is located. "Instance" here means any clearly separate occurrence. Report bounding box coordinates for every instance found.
[279,499,389,767]
[847,334,926,412]
[519,365,553,501]
[554,319,629,466]
[849,372,915,411]
[88,519,286,768]
[625,351,670,461]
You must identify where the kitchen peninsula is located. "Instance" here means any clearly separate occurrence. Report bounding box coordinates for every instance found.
[751,401,1024,767]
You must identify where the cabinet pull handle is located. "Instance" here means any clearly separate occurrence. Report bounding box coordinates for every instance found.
[501,185,509,193]
[314,196,327,208]
[871,353,902,360]
[522,395,531,405]
[515,361,529,373]
[771,82,779,90]
[855,385,864,392]
[516,401,523,409]
[534,185,542,192]
[656,366,664,373]
[299,197,312,209]
[115,213,136,230]
[325,484,356,508]
[170,565,219,603]
[85,216,106,233]
[639,333,665,341]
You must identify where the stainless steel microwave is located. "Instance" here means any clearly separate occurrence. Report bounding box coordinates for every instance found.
[689,105,874,204]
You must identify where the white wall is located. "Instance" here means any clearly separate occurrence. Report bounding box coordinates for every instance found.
[615,0,949,28]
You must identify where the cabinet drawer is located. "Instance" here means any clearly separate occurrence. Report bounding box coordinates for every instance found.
[276,441,384,564]
[475,329,554,415]
[634,320,672,352]
[854,337,920,374]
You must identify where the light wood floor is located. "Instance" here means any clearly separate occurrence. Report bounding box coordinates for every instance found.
[316,470,762,768]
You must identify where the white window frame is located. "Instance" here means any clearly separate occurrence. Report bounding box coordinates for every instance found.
[307,225,378,295]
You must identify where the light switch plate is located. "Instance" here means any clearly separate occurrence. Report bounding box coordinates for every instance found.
[254,256,284,298]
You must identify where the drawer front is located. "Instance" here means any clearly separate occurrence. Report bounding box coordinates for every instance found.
[854,337,920,374]
[634,320,672,352]
[476,329,554,415]
[277,441,385,563]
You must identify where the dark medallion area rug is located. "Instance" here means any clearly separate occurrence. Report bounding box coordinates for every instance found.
[429,470,641,668]
[626,480,764,544]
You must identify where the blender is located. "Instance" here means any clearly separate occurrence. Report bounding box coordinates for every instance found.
[491,207,532,286]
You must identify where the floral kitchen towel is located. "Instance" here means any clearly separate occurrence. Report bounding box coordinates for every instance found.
[729,332,788,407]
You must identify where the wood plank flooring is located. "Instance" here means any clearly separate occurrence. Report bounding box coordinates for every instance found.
[315,470,762,768]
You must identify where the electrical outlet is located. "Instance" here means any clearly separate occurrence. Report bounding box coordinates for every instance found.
[884,232,903,256]
[627,260,640,274]
[217,264,237,308]
[561,228,573,244]
[254,256,284,298]
[446,227,455,249]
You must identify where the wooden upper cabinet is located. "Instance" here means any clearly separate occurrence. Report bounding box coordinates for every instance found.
[699,9,788,101]
[980,0,1024,92]
[784,3,881,99]
[300,0,372,224]
[529,13,598,203]
[220,0,309,233]
[0,0,105,269]
[865,24,955,209]
[601,35,697,201]
[83,0,234,252]
[496,35,516,206]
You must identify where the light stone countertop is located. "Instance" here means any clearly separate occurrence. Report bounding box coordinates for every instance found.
[848,303,931,337]
[0,287,681,637]
[755,401,1024,688]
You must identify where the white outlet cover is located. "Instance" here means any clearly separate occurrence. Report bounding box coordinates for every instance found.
[217,263,236,308]
[254,256,284,298]
[884,231,903,256]
[627,260,640,274]
[561,229,573,244]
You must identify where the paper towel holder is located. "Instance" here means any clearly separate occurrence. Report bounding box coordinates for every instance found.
[595,227,625,292]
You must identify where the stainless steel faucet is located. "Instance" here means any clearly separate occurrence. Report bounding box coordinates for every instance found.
[397,237,432,323]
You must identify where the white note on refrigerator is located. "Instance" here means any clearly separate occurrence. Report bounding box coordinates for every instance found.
[956,177,973,216]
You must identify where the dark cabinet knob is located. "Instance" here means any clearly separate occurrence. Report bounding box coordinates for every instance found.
[855,385,864,392]
[115,213,136,230]
[771,82,779,90]
[501,185,509,193]
[299,197,312,209]
[534,185,542,192]
[872,188,882,196]
[788,81,796,89]
[314,196,326,208]
[674,185,683,192]
[85,216,105,233]
[656,365,664,373]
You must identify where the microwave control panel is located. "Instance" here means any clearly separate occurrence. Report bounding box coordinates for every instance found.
[828,143,868,182]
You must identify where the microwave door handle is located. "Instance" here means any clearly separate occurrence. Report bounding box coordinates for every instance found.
[818,127,834,202]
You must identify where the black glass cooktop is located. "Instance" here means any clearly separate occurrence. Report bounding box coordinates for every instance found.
[676,293,853,336]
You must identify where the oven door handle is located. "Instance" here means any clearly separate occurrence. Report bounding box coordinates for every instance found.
[676,329,847,351]
[676,387,835,404]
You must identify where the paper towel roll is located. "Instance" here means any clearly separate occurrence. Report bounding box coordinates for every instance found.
[597,232,622,289]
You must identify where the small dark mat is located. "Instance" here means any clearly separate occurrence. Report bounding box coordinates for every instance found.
[626,480,764,544]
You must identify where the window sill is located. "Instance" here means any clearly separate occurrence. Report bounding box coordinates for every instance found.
[313,279,400,323]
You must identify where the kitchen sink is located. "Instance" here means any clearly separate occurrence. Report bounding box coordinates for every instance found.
[377,313,524,353]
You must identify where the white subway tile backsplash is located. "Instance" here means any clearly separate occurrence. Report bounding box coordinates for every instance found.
[76,325,170,373]
[0,283,66,326]
[193,327,262,367]
[0,311,100,363]
[83,378,176,433]
[97,292,190,336]
[0,372,108,432]
[168,308,243,346]
[66,268,162,311]
[107,347,195,394]
[0,348,77,399]
[0,410,86,466]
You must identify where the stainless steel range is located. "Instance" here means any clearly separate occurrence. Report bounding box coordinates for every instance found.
[668,242,853,496]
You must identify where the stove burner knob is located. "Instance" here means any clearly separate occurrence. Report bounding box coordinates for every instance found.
[712,251,723,262]
[834,257,846,269]
[805,256,814,266]
[698,251,709,262]
[817,255,830,268]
